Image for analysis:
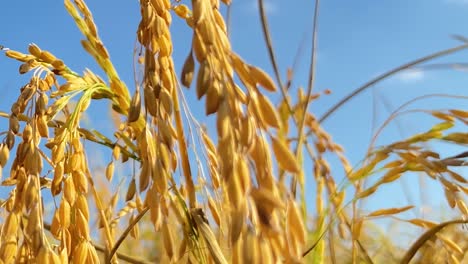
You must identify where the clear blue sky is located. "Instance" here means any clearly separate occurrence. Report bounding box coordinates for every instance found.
[1,0,467,236]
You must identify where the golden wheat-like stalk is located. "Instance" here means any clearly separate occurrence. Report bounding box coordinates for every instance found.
[0,1,467,263]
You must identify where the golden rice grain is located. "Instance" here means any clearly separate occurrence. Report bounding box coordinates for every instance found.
[213,9,227,34]
[51,162,63,196]
[159,35,173,57]
[258,238,273,264]
[129,214,140,239]
[356,186,378,199]
[112,145,121,160]
[5,50,31,61]
[73,241,88,264]
[366,205,414,217]
[431,111,456,122]
[444,188,457,208]
[457,200,468,215]
[1,212,19,238]
[178,238,187,261]
[139,160,151,192]
[58,248,68,264]
[154,162,169,195]
[52,142,65,164]
[135,193,144,213]
[73,170,88,194]
[144,86,158,117]
[75,194,90,221]
[24,178,39,211]
[158,140,172,168]
[231,238,242,264]
[59,200,71,228]
[249,65,277,92]
[9,116,19,134]
[381,166,405,183]
[251,188,284,215]
[63,176,76,205]
[216,102,231,140]
[257,95,281,129]
[39,50,57,63]
[174,4,191,19]
[193,31,207,61]
[437,234,463,255]
[287,198,306,244]
[205,81,221,115]
[271,136,300,173]
[439,176,458,192]
[208,196,221,226]
[105,161,114,181]
[113,201,137,227]
[126,178,136,201]
[162,220,174,260]
[230,53,255,89]
[449,109,468,118]
[443,132,468,144]
[76,209,90,239]
[0,144,9,167]
[230,208,245,245]
[242,231,259,264]
[70,152,81,172]
[191,0,207,25]
[449,253,460,264]
[196,59,211,99]
[447,171,467,184]
[36,246,49,264]
[209,164,221,189]
[6,131,15,150]
[51,59,66,71]
[19,62,33,74]
[128,88,141,123]
[192,209,228,264]
[239,116,254,150]
[37,115,49,138]
[159,88,173,116]
[181,51,195,88]
[28,43,42,58]
[50,210,61,238]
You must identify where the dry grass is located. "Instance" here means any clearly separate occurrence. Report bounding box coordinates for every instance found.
[0,0,467,263]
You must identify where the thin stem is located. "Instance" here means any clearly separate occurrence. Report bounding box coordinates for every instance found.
[107,207,150,263]
[293,0,321,196]
[257,0,324,200]
[401,219,468,264]
[368,93,468,153]
[318,43,468,124]
[84,166,115,262]
[306,0,320,96]
[286,30,309,91]
[258,0,284,92]
[30,212,151,264]
[94,242,152,264]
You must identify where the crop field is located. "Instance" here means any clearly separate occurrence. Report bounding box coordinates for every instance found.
[0,0,467,263]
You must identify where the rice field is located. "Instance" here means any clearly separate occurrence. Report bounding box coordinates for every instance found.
[0,0,467,263]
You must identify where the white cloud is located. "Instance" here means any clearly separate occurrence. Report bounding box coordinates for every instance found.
[247,0,278,15]
[396,69,425,82]
[446,0,468,4]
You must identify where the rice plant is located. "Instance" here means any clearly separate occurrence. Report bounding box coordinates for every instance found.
[0,1,467,263]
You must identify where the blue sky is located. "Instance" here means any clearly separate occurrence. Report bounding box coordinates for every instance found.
[1,0,467,239]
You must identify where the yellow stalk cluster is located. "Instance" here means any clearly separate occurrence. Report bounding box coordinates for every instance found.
[1,0,468,263]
